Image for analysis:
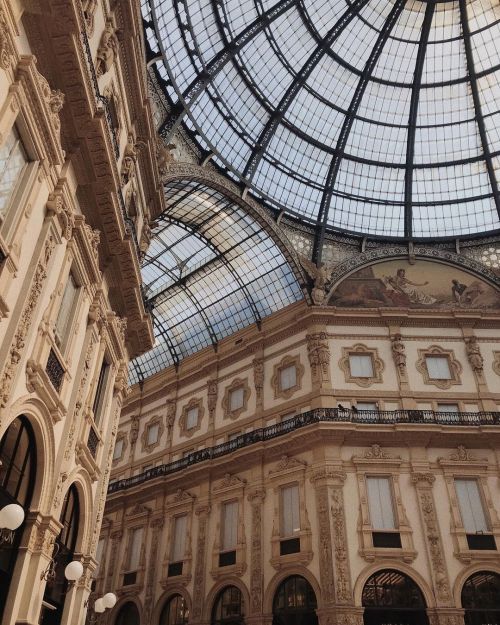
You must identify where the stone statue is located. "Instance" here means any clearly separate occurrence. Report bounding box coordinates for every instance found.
[299,256,333,306]
[96,20,119,77]
[465,336,483,372]
[391,333,406,374]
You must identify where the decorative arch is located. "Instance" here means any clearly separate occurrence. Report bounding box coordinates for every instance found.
[327,247,500,299]
[264,568,321,614]
[158,593,189,625]
[112,597,143,625]
[452,563,500,608]
[271,574,319,625]
[152,587,192,625]
[114,600,142,625]
[2,397,56,513]
[204,577,250,623]
[57,469,94,553]
[353,563,435,609]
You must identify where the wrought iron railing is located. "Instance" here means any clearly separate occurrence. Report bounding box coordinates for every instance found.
[87,425,100,459]
[46,349,65,392]
[108,408,500,494]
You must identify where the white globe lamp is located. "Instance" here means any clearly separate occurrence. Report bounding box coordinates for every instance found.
[64,560,84,582]
[94,598,105,613]
[102,592,117,609]
[0,504,25,530]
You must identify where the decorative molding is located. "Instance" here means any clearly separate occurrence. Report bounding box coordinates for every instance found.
[465,335,484,373]
[166,398,176,431]
[271,354,304,400]
[314,484,336,605]
[248,490,265,613]
[169,488,196,505]
[0,9,13,70]
[269,454,307,475]
[213,472,247,492]
[222,377,250,420]
[192,505,210,620]
[179,397,204,438]
[364,444,400,460]
[207,377,218,424]
[493,351,500,377]
[112,431,127,465]
[411,472,436,486]
[416,345,462,390]
[391,333,407,380]
[96,18,118,77]
[339,344,384,388]
[330,486,352,603]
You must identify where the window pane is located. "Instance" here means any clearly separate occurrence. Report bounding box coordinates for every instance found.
[95,539,105,577]
[147,423,159,445]
[455,479,489,533]
[0,127,28,217]
[281,484,300,536]
[93,361,110,425]
[349,354,374,377]
[129,528,143,570]
[113,438,123,460]
[171,515,187,562]
[222,501,238,551]
[229,387,244,411]
[426,356,451,379]
[280,365,297,390]
[366,477,396,530]
[357,402,377,411]
[186,407,198,429]
[437,403,459,412]
[54,274,78,349]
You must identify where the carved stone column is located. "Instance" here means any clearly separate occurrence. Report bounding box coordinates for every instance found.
[411,472,452,605]
[192,504,210,622]
[318,608,364,625]
[309,470,336,606]
[427,609,465,625]
[107,529,123,591]
[329,472,352,605]
[144,518,164,623]
[253,358,264,412]
[247,488,266,616]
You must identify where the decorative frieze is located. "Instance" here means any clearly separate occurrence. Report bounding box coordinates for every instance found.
[207,377,218,424]
[306,331,331,387]
[252,357,264,410]
[96,18,119,77]
[192,505,210,620]
[247,489,265,614]
[313,483,335,604]
[330,480,352,604]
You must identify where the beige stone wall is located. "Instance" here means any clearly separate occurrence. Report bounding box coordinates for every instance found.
[103,301,500,625]
[0,0,158,623]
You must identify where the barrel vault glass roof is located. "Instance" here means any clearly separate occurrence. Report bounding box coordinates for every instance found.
[143,0,500,246]
[130,181,304,382]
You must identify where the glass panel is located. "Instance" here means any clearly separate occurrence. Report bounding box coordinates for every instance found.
[0,127,28,218]
[147,423,159,445]
[54,274,78,349]
[229,387,244,411]
[281,484,300,536]
[113,438,123,460]
[366,477,396,530]
[455,479,489,533]
[186,407,198,429]
[357,402,378,411]
[93,362,110,426]
[222,501,238,551]
[426,356,451,379]
[349,354,374,378]
[280,365,297,391]
[129,528,143,571]
[171,515,187,562]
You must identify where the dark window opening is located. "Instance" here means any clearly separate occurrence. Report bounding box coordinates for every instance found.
[466,534,497,550]
[372,531,402,548]
[219,550,236,567]
[279,537,300,555]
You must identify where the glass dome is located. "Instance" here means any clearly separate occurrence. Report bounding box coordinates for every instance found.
[143,0,500,245]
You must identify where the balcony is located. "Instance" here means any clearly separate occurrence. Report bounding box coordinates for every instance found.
[108,408,500,494]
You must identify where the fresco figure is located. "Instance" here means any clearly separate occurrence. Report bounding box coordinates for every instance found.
[384,268,436,305]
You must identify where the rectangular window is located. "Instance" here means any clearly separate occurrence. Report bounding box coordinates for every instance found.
[171,515,187,562]
[229,387,244,411]
[95,539,105,577]
[92,361,110,426]
[228,431,241,441]
[112,438,123,460]
[366,477,397,530]
[349,354,374,378]
[437,403,460,423]
[455,479,489,534]
[280,412,295,423]
[426,356,451,380]
[281,484,300,537]
[222,501,238,552]
[0,126,28,218]
[357,402,378,412]
[280,365,297,391]
[147,423,159,446]
[54,274,79,349]
[128,527,143,571]
[186,407,198,430]
[437,403,459,412]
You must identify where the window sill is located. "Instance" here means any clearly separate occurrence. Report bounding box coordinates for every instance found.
[361,547,417,563]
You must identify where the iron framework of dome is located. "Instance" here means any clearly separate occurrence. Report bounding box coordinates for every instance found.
[143,0,500,256]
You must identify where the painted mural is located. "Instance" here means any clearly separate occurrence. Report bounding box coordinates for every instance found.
[328,259,500,309]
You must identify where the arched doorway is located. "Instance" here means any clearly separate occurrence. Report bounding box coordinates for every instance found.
[40,484,80,625]
[272,575,318,625]
[159,594,189,625]
[462,571,500,625]
[115,602,141,625]
[0,416,36,622]
[211,586,245,625]
[362,569,429,625]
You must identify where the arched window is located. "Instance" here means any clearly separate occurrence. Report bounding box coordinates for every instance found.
[159,594,189,625]
[462,571,500,625]
[211,586,244,625]
[40,485,80,625]
[272,575,318,625]
[362,569,428,625]
[116,602,141,625]
[0,416,36,622]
